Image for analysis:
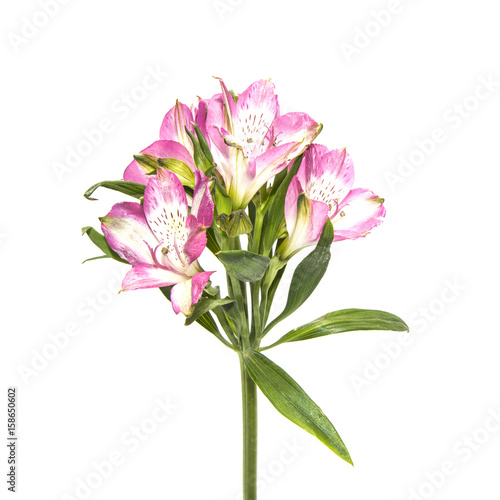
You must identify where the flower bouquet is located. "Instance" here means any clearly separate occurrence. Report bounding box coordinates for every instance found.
[82,78,408,499]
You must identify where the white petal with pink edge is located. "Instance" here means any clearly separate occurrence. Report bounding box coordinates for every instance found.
[100,202,158,266]
[331,188,386,241]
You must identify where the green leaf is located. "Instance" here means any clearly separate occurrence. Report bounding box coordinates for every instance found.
[206,227,221,255]
[157,158,196,188]
[261,155,302,255]
[243,350,352,465]
[82,255,110,264]
[81,226,127,264]
[193,124,214,163]
[213,178,232,216]
[268,167,288,199]
[133,154,158,174]
[263,219,333,336]
[218,250,270,282]
[84,180,146,201]
[262,263,286,327]
[264,309,409,349]
[218,210,253,238]
[185,298,235,326]
[185,126,213,173]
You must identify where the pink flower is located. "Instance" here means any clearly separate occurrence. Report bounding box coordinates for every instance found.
[279,144,386,259]
[124,99,208,185]
[206,78,322,209]
[100,169,214,315]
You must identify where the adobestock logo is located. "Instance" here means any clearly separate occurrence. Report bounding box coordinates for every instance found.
[350,278,466,394]
[405,405,500,500]
[340,0,418,64]
[384,74,499,191]
[60,396,179,500]
[17,269,124,385]
[7,0,72,54]
[213,0,245,21]
[51,65,169,183]
[234,439,306,500]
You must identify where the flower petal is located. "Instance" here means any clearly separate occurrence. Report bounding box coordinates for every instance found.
[170,270,214,315]
[194,97,210,145]
[191,170,214,227]
[206,95,240,186]
[170,280,191,314]
[280,178,329,259]
[143,170,192,270]
[183,214,207,264]
[191,271,215,309]
[233,142,298,209]
[121,264,183,292]
[284,176,302,236]
[332,188,386,241]
[299,145,355,217]
[159,101,195,152]
[100,202,158,266]
[270,112,321,153]
[124,140,196,185]
[234,79,279,158]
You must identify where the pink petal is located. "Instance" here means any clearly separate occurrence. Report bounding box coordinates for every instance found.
[183,214,207,264]
[332,188,386,241]
[270,112,321,153]
[170,281,192,315]
[143,170,188,238]
[100,202,158,266]
[236,142,299,208]
[124,140,196,185]
[159,101,195,152]
[284,176,303,235]
[216,78,237,131]
[191,271,215,308]
[282,178,329,258]
[142,170,210,271]
[170,270,214,315]
[121,264,183,292]
[206,95,239,184]
[191,170,214,227]
[233,79,279,158]
[299,145,355,218]
[194,97,210,145]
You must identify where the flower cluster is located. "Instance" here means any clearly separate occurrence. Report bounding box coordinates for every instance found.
[86,78,385,316]
[83,78,407,478]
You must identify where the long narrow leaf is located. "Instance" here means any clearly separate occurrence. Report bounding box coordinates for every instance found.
[243,350,352,464]
[261,155,302,254]
[185,298,235,326]
[263,219,333,336]
[81,226,127,264]
[84,180,145,200]
[264,309,409,349]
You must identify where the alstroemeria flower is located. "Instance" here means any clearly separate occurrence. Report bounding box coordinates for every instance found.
[124,99,209,185]
[206,78,322,210]
[100,169,214,315]
[279,144,386,259]
[160,98,210,156]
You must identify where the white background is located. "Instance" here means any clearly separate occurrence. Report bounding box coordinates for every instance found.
[1,1,499,499]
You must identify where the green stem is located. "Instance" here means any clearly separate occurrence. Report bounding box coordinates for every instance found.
[239,354,258,500]
[250,281,261,347]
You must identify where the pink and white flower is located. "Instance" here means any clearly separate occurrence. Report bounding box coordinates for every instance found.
[100,169,214,315]
[279,144,386,259]
[206,78,322,210]
[124,99,208,186]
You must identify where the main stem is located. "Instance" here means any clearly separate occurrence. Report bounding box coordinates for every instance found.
[239,354,258,500]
